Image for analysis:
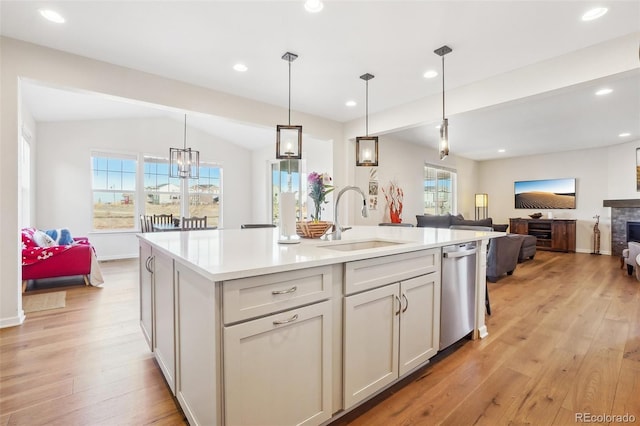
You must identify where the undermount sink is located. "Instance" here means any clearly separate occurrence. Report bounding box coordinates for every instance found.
[319,239,405,252]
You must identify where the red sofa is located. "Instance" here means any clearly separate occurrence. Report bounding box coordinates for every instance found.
[21,227,93,292]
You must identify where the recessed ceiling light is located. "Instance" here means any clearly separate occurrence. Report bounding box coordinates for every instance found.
[233,63,248,72]
[582,7,608,21]
[423,70,438,79]
[619,132,631,138]
[345,100,357,107]
[498,149,506,153]
[595,88,613,96]
[39,9,65,23]
[304,0,324,13]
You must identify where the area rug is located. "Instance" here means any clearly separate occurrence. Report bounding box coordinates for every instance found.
[23,291,66,313]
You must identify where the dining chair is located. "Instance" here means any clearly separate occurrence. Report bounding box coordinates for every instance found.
[241,224,276,229]
[139,215,153,233]
[153,214,173,225]
[182,216,208,230]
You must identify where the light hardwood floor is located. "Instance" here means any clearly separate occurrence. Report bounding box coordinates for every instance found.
[1,251,638,425]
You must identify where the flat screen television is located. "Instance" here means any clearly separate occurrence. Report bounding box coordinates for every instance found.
[514,178,576,209]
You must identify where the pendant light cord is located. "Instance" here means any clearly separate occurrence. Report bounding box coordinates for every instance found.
[183,114,187,149]
[365,79,369,136]
[441,55,446,121]
[288,60,291,126]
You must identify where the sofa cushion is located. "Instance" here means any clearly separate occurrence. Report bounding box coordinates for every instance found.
[492,224,509,232]
[450,216,493,228]
[416,214,452,228]
[45,228,74,246]
[33,230,56,247]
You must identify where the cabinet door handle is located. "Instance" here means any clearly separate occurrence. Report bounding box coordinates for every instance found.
[273,314,299,325]
[145,256,154,273]
[402,294,409,313]
[395,295,401,316]
[272,286,297,295]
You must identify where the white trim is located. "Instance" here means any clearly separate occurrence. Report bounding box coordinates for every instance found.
[0,311,26,329]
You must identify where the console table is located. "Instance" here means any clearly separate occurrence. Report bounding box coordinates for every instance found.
[509,218,576,252]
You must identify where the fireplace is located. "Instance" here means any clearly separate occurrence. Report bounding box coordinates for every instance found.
[604,199,640,257]
[627,221,640,243]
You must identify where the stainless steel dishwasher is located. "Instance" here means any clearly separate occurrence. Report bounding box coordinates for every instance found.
[440,242,478,350]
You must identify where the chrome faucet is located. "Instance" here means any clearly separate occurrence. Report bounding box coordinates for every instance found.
[329,185,368,240]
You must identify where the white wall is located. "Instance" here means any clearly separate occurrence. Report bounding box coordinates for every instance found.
[35,116,253,259]
[477,140,640,255]
[353,137,480,226]
[19,105,37,228]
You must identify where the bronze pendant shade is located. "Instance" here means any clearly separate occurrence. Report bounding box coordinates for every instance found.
[356,73,378,166]
[276,52,302,159]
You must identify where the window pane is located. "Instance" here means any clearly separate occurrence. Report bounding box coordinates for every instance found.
[271,160,305,224]
[92,191,135,230]
[424,164,456,215]
[188,164,221,225]
[91,154,137,230]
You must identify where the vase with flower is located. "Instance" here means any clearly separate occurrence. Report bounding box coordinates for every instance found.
[382,180,404,223]
[297,172,334,238]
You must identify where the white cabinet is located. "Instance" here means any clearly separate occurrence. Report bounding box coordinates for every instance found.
[222,267,333,426]
[139,241,154,350]
[138,243,176,395]
[398,274,440,375]
[152,250,176,394]
[343,273,440,409]
[174,262,219,426]
[224,301,333,426]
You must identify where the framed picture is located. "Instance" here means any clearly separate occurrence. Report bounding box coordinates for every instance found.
[368,196,378,210]
[369,180,378,196]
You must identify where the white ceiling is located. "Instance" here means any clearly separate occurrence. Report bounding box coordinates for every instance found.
[3,1,640,160]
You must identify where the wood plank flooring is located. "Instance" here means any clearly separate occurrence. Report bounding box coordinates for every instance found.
[1,251,639,425]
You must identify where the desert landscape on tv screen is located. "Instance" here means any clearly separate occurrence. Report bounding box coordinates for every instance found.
[514,178,576,209]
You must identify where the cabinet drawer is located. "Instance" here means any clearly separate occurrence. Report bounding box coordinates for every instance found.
[223,266,332,324]
[345,249,439,295]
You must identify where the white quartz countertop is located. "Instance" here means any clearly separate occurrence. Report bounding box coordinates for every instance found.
[138,226,504,282]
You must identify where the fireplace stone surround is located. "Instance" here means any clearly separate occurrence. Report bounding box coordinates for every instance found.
[604,199,640,257]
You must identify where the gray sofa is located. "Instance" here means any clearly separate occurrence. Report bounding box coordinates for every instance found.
[416,213,494,230]
[416,213,526,282]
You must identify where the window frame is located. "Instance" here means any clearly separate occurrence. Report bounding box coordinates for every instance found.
[270,159,307,225]
[424,163,457,215]
[91,151,139,232]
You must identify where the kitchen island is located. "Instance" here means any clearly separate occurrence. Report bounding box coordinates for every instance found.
[138,226,501,426]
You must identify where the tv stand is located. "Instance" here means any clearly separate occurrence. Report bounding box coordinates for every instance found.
[509,218,576,252]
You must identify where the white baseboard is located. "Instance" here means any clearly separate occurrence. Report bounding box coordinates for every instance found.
[0,310,25,329]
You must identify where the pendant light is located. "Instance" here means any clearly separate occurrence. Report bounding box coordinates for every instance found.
[170,114,199,179]
[356,73,378,167]
[434,45,452,160]
[276,52,302,159]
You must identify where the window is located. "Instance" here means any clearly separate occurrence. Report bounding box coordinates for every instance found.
[188,164,221,226]
[424,164,457,215]
[92,153,137,230]
[271,159,306,224]
[144,157,182,218]
[143,157,222,227]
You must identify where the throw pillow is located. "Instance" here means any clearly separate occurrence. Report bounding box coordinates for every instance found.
[45,228,74,245]
[33,230,56,247]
